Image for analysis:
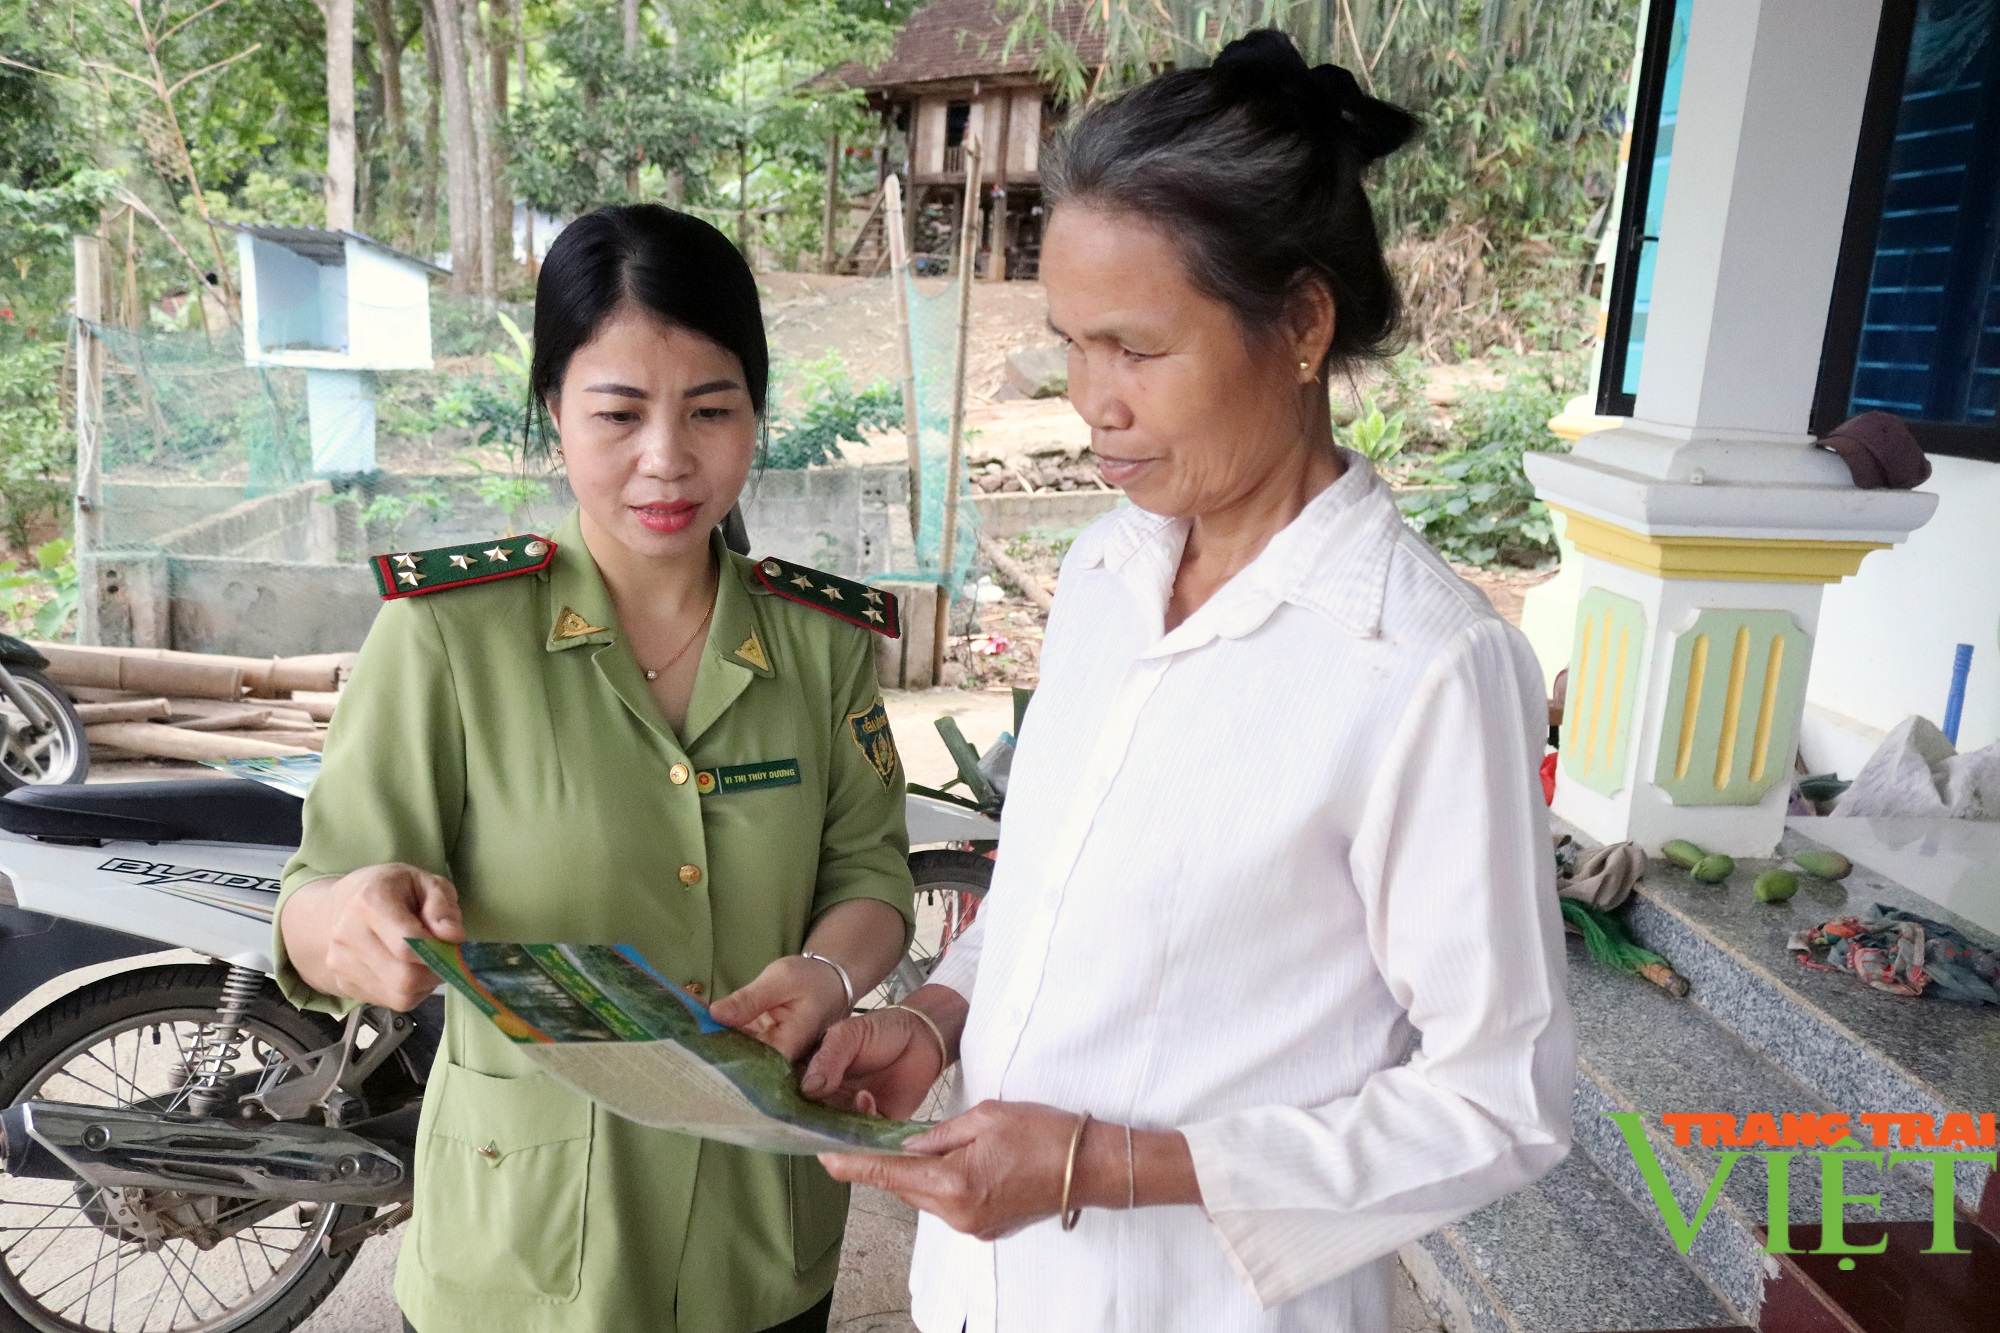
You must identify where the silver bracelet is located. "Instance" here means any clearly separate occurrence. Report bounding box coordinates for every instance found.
[801,951,855,1009]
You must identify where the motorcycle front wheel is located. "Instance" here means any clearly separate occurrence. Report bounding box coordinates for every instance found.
[0,667,88,789]
[0,965,370,1333]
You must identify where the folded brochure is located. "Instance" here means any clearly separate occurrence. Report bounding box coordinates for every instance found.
[409,939,923,1155]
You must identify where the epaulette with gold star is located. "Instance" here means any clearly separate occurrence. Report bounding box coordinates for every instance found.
[752,556,900,638]
[372,535,557,600]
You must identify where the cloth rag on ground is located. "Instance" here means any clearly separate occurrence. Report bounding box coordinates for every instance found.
[1833,715,2000,820]
[1788,903,2000,1004]
[1554,837,1645,911]
[1552,836,1687,995]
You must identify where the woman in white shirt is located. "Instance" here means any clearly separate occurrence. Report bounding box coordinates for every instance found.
[805,30,1574,1332]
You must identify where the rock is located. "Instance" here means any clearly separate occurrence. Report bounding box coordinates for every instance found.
[1004,344,1069,399]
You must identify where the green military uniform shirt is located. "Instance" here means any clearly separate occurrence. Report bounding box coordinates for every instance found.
[273,510,915,1333]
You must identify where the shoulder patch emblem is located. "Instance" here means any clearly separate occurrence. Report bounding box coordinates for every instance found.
[846,698,900,788]
[752,556,900,638]
[373,536,555,600]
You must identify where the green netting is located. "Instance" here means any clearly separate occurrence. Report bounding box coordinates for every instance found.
[895,267,979,601]
[90,320,312,494]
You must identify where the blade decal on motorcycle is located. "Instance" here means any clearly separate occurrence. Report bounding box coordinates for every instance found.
[97,857,279,921]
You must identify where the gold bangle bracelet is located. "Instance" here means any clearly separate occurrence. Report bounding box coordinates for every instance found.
[883,1003,950,1070]
[1060,1111,1093,1232]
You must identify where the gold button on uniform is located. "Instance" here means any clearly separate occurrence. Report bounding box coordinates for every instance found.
[678,864,702,885]
[683,981,704,998]
[669,764,690,785]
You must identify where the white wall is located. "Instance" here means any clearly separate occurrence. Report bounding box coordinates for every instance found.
[1009,89,1041,177]
[915,99,946,175]
[1808,454,2000,761]
[344,242,432,370]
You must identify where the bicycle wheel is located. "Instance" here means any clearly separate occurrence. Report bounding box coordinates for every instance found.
[867,849,992,1122]
[0,966,367,1333]
[870,849,992,1008]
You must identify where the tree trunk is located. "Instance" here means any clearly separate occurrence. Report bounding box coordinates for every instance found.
[488,0,513,287]
[362,0,407,240]
[321,0,357,230]
[423,0,479,292]
[622,0,640,197]
[461,0,497,305]
[418,1,442,252]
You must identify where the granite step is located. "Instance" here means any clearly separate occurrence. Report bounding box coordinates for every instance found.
[1401,1148,1742,1333]
[1565,938,1938,1328]
[1614,827,2000,1222]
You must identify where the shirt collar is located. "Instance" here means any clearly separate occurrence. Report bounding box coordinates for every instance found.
[544,514,772,675]
[1075,449,1401,651]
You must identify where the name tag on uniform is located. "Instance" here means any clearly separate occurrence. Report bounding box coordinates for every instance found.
[693,760,802,796]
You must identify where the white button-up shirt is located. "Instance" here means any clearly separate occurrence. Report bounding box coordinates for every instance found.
[910,455,1574,1332]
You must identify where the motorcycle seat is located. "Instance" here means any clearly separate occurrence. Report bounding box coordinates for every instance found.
[0,779,303,847]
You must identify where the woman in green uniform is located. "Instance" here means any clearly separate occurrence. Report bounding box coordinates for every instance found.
[273,205,916,1333]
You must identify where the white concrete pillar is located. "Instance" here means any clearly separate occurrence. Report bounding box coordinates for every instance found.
[1527,0,1937,855]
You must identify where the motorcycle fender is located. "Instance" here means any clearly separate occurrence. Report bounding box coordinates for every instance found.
[0,833,285,972]
[0,907,162,1016]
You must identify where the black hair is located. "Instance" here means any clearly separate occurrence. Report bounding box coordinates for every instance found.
[527,204,768,456]
[1044,29,1419,370]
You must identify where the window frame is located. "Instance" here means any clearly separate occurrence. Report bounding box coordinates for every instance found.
[1595,0,1685,419]
[1813,0,2000,464]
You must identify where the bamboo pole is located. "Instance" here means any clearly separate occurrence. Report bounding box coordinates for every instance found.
[821,130,841,273]
[72,236,105,646]
[933,137,981,684]
[85,723,310,761]
[884,174,923,547]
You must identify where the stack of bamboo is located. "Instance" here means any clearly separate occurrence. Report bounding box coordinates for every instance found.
[31,644,357,762]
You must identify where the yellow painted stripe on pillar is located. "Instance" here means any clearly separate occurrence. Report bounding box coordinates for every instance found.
[1714,626,1752,790]
[1586,609,1613,773]
[1571,616,1597,766]
[1749,634,1786,785]
[1675,635,1709,781]
[1603,622,1631,773]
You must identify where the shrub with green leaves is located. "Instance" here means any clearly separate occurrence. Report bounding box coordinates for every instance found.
[0,343,72,550]
[764,354,902,470]
[1397,356,1581,568]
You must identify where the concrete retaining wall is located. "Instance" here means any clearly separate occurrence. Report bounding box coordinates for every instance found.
[167,557,382,657]
[971,490,1125,539]
[83,466,916,658]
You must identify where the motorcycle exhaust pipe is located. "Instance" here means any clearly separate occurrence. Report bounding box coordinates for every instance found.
[0,1101,408,1205]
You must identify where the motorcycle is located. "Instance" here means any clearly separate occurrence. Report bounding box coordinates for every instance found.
[0,770,999,1333]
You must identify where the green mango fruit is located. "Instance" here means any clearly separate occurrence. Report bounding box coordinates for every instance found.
[1691,854,1735,884]
[1792,850,1853,881]
[1754,870,1800,903]
[1662,839,1707,870]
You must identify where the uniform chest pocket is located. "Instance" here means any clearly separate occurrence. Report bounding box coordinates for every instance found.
[414,1060,593,1302]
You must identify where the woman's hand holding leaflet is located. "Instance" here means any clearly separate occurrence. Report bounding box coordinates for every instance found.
[280,863,465,1011]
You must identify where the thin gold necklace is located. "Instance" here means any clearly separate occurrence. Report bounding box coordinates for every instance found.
[641,587,717,682]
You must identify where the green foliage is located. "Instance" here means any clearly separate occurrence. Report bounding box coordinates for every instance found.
[0,342,72,549]
[1396,355,1581,567]
[0,538,78,639]
[459,467,552,537]
[213,170,324,227]
[1002,0,1637,300]
[1339,397,1406,464]
[764,353,901,470]
[358,487,452,529]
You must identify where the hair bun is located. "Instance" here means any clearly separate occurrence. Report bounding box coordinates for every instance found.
[1212,29,1418,165]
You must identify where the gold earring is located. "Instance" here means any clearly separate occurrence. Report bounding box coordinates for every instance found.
[1299,359,1314,375]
